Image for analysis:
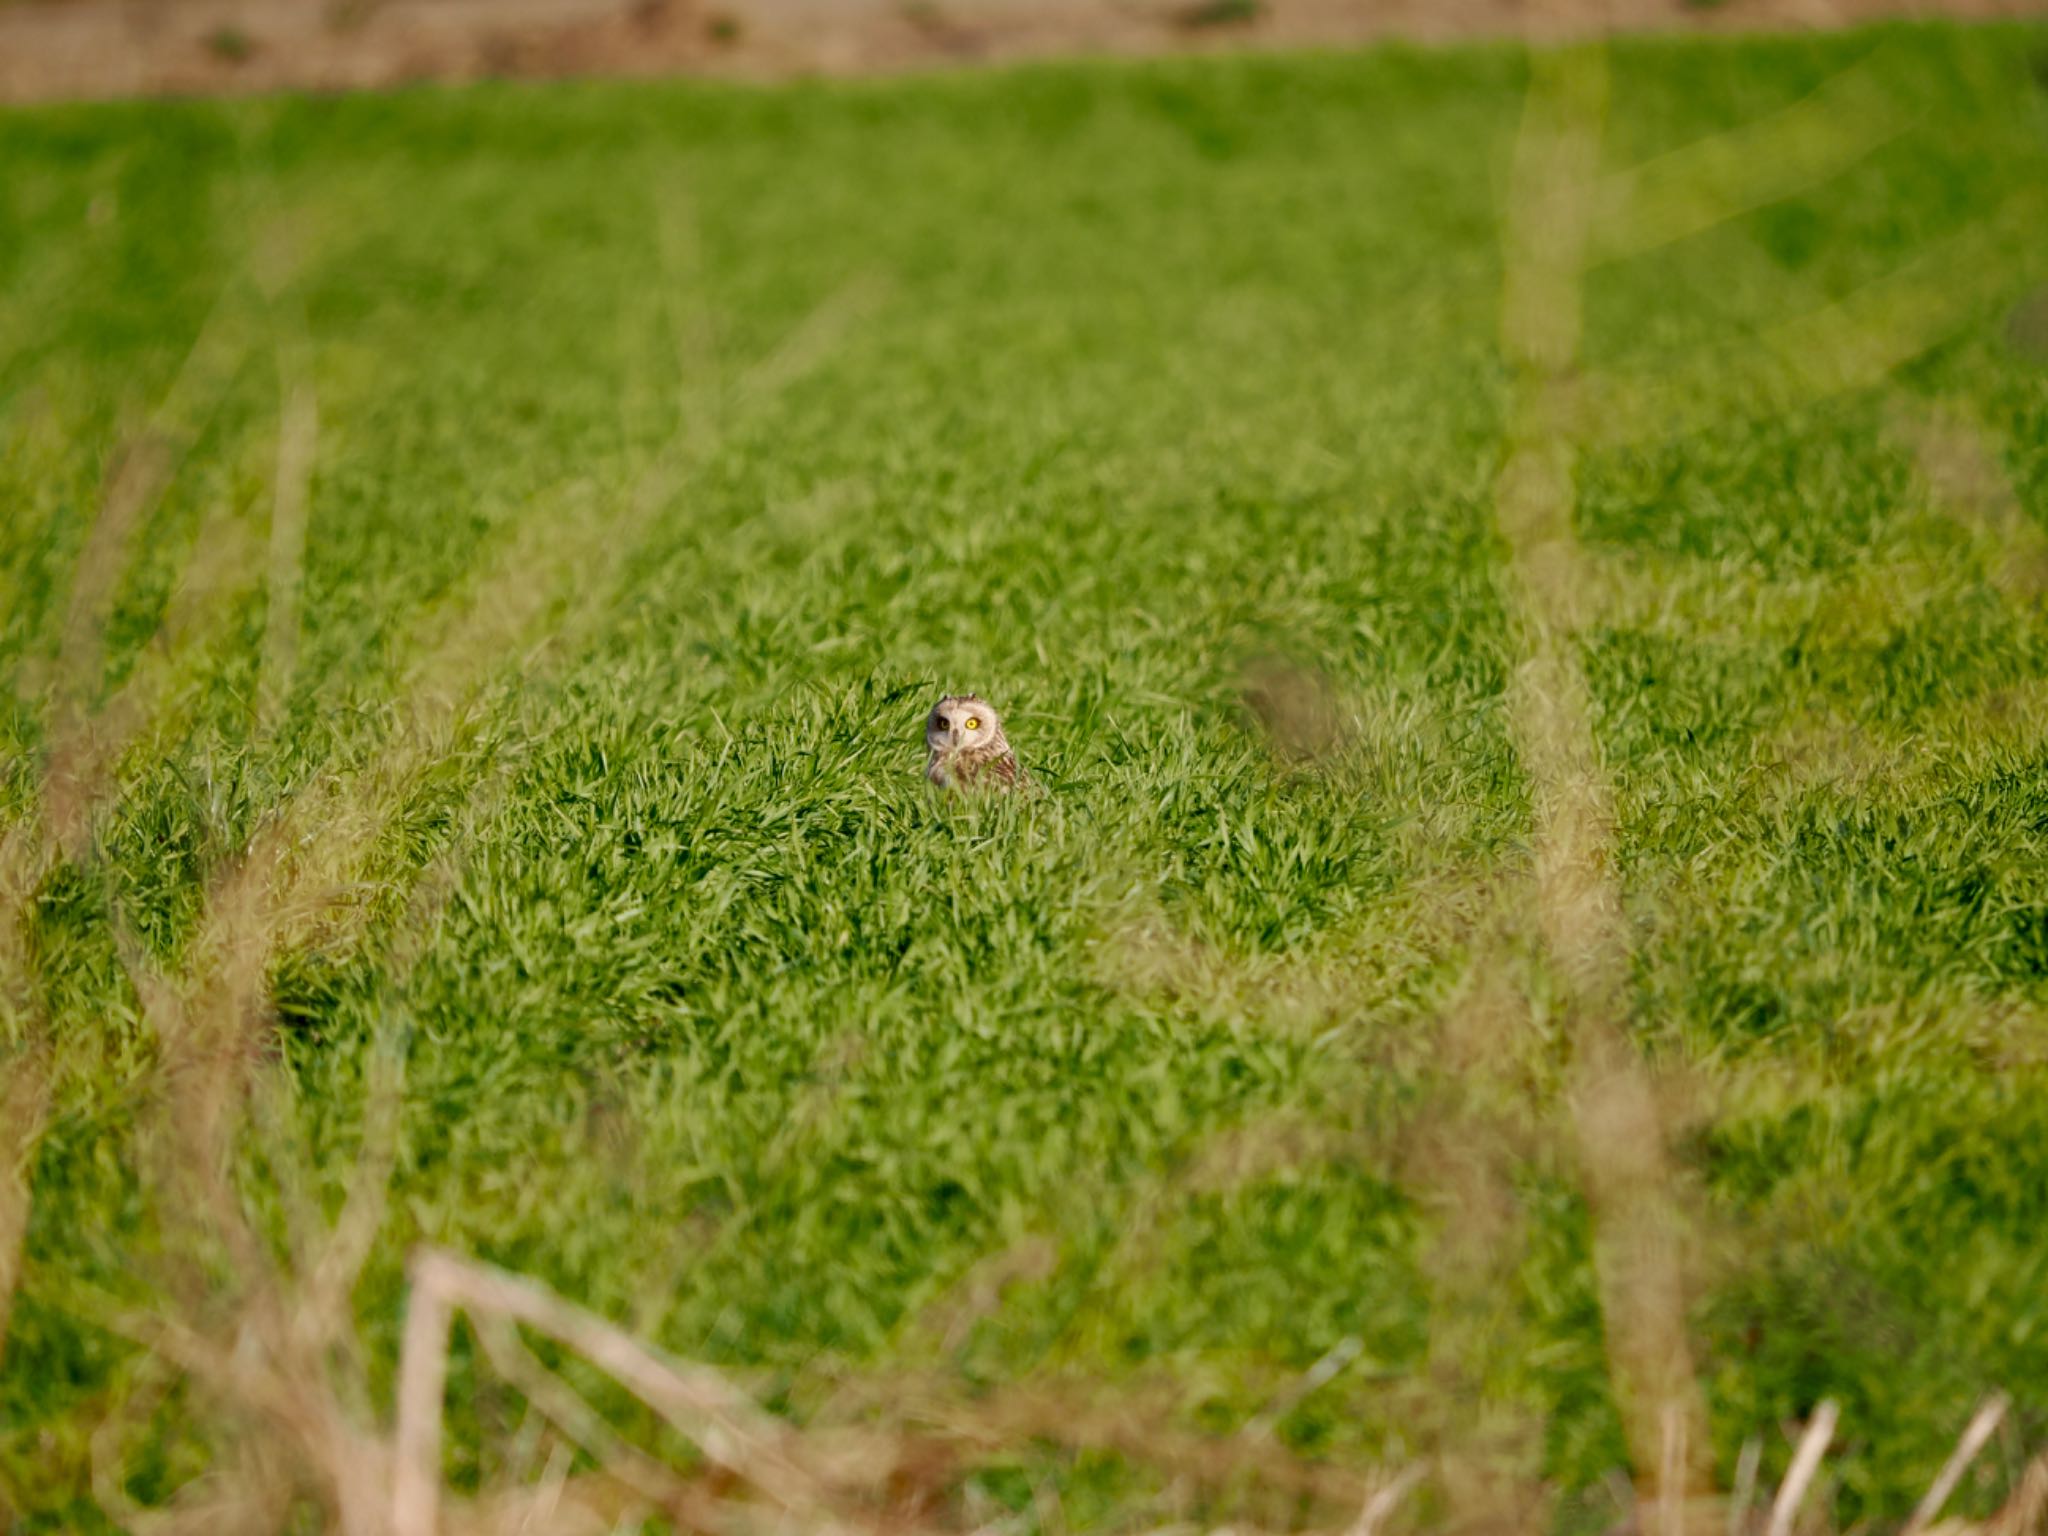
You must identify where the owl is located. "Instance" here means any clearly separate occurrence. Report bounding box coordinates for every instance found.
[925,694,1024,790]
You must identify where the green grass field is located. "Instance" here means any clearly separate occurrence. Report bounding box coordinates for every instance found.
[4,21,2048,1534]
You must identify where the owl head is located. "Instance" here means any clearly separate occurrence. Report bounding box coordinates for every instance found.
[927,694,1002,754]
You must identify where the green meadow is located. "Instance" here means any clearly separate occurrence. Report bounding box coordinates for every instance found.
[3,21,2048,1532]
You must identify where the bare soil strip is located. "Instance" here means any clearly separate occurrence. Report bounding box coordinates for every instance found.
[0,0,2041,106]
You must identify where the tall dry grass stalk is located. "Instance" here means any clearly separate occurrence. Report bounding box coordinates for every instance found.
[1492,37,1713,1522]
[0,1045,50,1374]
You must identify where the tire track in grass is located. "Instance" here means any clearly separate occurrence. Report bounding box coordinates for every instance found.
[65,213,888,1532]
[8,176,881,1522]
[1567,194,2047,454]
[245,192,322,732]
[234,174,882,979]
[128,238,879,1174]
[868,42,2037,1520]
[1560,190,2048,813]
[1901,404,2048,609]
[1064,47,1923,1506]
[35,288,259,859]
[1587,47,1911,268]
[258,355,318,731]
[1761,406,2048,804]
[1352,60,1971,1491]
[1547,181,2048,809]
[1474,37,2043,1525]
[1491,42,1712,1523]
[0,277,265,1371]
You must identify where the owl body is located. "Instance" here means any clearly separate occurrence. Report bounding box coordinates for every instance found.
[926,694,1023,790]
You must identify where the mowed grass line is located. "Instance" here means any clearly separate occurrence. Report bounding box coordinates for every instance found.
[0,22,2046,1532]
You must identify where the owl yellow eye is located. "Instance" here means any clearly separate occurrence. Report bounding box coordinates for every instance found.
[965,718,980,731]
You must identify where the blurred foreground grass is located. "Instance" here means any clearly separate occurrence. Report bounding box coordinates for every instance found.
[4,22,2048,1533]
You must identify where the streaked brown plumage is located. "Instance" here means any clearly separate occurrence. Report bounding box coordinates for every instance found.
[925,693,1023,790]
